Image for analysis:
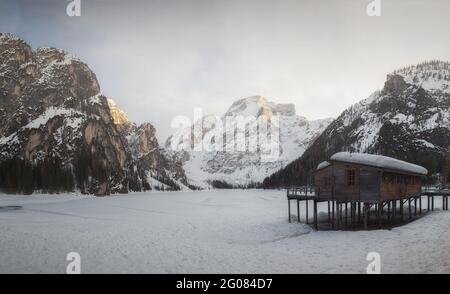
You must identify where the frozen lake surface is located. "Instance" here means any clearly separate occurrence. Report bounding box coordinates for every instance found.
[0,190,449,273]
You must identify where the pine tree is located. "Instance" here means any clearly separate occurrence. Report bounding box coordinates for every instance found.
[445,146,450,185]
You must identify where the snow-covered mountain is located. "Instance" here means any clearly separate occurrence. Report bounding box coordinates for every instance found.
[165,96,333,188]
[0,33,188,194]
[263,61,450,188]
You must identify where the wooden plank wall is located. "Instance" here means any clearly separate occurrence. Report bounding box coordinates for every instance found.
[313,166,333,199]
[380,173,421,200]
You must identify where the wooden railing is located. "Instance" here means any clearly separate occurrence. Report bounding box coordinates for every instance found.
[422,185,450,193]
[286,186,316,199]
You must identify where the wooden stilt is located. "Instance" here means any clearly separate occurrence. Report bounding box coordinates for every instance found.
[351,202,353,220]
[305,197,309,224]
[364,203,368,230]
[351,203,356,226]
[358,202,361,223]
[408,198,412,220]
[314,200,318,230]
[400,198,404,222]
[419,196,422,214]
[336,202,340,229]
[393,200,396,219]
[345,202,348,227]
[331,200,335,229]
[297,199,300,223]
[288,199,291,223]
[378,202,382,229]
[327,200,331,222]
[414,197,417,217]
[387,201,391,221]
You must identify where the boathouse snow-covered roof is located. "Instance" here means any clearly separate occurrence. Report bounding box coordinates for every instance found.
[329,152,428,176]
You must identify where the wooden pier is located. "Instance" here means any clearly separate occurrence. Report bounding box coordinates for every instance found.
[287,186,317,224]
[421,186,450,211]
[287,186,450,230]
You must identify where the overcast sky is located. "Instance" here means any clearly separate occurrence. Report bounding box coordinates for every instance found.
[1,0,450,140]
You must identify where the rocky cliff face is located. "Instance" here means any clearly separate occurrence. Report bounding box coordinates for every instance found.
[108,99,191,190]
[165,96,332,188]
[263,61,450,188]
[0,33,187,194]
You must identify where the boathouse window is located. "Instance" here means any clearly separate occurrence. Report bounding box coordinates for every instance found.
[323,176,331,188]
[346,169,355,186]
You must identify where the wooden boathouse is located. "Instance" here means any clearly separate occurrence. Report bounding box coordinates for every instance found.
[287,152,449,230]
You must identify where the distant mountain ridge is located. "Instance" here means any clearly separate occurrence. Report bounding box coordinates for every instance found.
[263,60,450,188]
[165,95,333,188]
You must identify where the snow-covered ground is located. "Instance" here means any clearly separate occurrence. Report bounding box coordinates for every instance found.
[0,190,449,274]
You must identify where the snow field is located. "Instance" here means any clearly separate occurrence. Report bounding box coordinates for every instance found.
[0,190,448,273]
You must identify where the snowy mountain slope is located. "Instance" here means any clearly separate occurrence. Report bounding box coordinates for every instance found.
[0,33,187,194]
[165,96,332,188]
[263,61,450,188]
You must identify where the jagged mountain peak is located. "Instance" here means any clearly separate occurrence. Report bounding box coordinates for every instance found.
[108,99,130,126]
[225,95,296,118]
[382,74,409,95]
[34,46,83,72]
[0,33,29,48]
